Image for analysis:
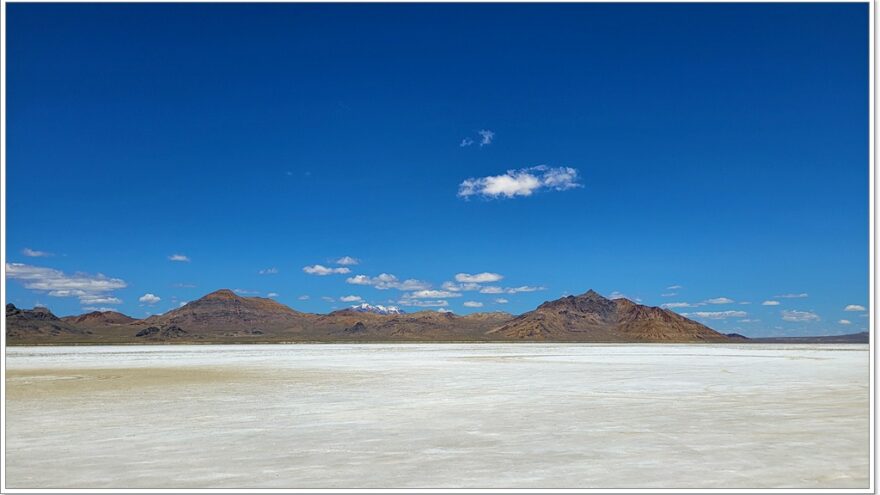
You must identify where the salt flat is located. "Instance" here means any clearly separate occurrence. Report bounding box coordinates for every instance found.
[4,344,870,489]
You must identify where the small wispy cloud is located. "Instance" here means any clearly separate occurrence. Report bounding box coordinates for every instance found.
[168,254,190,262]
[460,129,495,148]
[82,306,119,313]
[463,301,483,308]
[303,265,351,276]
[397,299,449,308]
[666,285,683,290]
[267,292,279,298]
[479,285,545,294]
[22,248,53,257]
[442,281,482,292]
[259,267,278,275]
[80,295,122,305]
[681,311,748,320]
[233,288,259,295]
[335,256,359,266]
[660,292,677,297]
[762,300,780,306]
[139,293,161,304]
[839,319,852,325]
[494,298,509,304]
[405,290,461,299]
[662,302,699,309]
[609,291,641,302]
[298,295,310,300]
[775,293,808,299]
[478,129,494,146]
[781,310,820,322]
[339,295,363,302]
[455,272,503,283]
[321,296,335,302]
[346,273,430,291]
[844,304,866,312]
[704,297,734,305]
[458,166,581,199]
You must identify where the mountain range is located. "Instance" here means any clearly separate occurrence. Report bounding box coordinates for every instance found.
[5,288,867,344]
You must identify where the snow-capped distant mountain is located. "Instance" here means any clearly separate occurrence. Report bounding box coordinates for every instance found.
[350,303,405,315]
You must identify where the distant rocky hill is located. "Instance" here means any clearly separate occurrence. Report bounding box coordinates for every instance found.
[5,289,865,345]
[6,304,89,339]
[61,310,136,326]
[488,290,730,342]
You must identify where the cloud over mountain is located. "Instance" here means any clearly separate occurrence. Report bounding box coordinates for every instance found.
[6,263,127,306]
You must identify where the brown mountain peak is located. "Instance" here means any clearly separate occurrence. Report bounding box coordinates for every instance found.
[201,289,240,300]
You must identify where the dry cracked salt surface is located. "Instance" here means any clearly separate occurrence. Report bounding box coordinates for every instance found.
[4,343,870,489]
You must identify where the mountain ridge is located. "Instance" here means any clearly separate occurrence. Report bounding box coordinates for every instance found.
[5,289,864,344]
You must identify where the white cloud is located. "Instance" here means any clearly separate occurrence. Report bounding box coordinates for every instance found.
[406,290,461,299]
[463,301,484,308]
[681,311,748,320]
[844,304,866,312]
[267,293,279,298]
[479,285,545,294]
[6,263,127,305]
[660,292,677,297]
[458,165,581,199]
[478,129,495,146]
[437,308,453,313]
[455,272,503,283]
[609,291,641,302]
[340,295,363,302]
[79,295,122,305]
[494,298,509,304]
[397,299,449,308]
[234,288,259,295]
[298,295,310,300]
[479,286,504,294]
[335,256,359,266]
[662,302,699,309]
[168,254,190,262]
[303,264,351,276]
[22,248,52,257]
[666,285,683,290]
[781,310,820,322]
[460,137,474,147]
[839,319,852,325]
[762,300,780,306]
[139,293,161,304]
[441,281,482,292]
[776,293,808,299]
[704,297,734,305]
[346,273,430,291]
[259,267,278,275]
[179,301,188,307]
[82,306,119,312]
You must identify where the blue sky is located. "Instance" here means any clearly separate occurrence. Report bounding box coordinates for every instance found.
[5,3,869,336]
